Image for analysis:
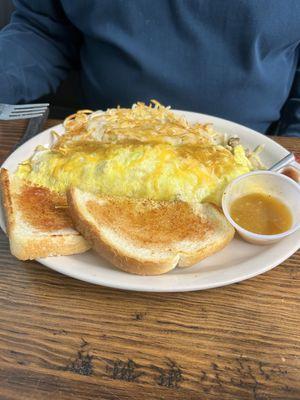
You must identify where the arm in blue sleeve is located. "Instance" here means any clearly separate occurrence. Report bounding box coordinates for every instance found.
[0,0,81,104]
[277,52,300,137]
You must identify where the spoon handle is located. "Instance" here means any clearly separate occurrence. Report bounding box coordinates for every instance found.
[268,152,295,171]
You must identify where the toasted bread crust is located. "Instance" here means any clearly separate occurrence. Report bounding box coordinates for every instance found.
[178,204,234,267]
[67,188,178,275]
[67,188,235,275]
[16,185,72,232]
[0,168,14,235]
[0,168,90,260]
[178,231,234,267]
[9,233,89,261]
[85,197,213,246]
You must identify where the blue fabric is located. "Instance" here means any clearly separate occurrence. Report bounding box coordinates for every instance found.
[0,0,300,136]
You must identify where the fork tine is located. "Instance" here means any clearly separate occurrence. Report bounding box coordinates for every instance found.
[10,112,45,118]
[9,111,44,118]
[7,113,45,120]
[10,107,48,114]
[17,111,45,116]
[14,103,49,110]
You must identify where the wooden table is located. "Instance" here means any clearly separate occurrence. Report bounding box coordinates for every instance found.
[0,119,300,400]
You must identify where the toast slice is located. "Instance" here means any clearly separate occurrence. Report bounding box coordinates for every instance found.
[0,168,90,260]
[67,188,235,275]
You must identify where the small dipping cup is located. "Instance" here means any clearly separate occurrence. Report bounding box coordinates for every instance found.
[222,171,300,245]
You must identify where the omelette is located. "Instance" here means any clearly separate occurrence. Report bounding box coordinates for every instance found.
[16,101,264,206]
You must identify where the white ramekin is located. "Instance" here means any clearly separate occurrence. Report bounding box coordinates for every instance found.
[222,171,300,245]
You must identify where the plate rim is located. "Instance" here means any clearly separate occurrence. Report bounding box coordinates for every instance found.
[1,109,299,292]
[38,240,300,292]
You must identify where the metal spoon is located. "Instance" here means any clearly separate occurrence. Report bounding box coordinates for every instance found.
[268,152,295,171]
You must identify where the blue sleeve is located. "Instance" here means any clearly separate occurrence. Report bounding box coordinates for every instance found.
[276,53,300,137]
[0,0,81,104]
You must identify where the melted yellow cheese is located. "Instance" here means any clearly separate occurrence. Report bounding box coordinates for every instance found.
[16,142,252,205]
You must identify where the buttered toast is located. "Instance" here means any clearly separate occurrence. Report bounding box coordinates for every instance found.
[67,188,235,275]
[0,168,90,260]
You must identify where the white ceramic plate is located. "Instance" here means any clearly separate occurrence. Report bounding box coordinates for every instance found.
[1,110,300,292]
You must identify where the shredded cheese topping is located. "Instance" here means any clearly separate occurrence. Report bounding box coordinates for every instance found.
[54,101,225,150]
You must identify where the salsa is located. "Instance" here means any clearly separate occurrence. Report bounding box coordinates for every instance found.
[230,193,292,235]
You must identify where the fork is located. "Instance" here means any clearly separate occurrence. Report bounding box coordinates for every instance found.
[0,103,49,120]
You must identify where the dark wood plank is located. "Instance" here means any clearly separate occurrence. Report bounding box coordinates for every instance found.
[0,119,61,164]
[0,119,300,399]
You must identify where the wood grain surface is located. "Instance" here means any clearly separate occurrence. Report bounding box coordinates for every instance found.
[0,120,300,400]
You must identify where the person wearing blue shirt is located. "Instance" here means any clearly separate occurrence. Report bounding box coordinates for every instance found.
[0,0,299,136]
